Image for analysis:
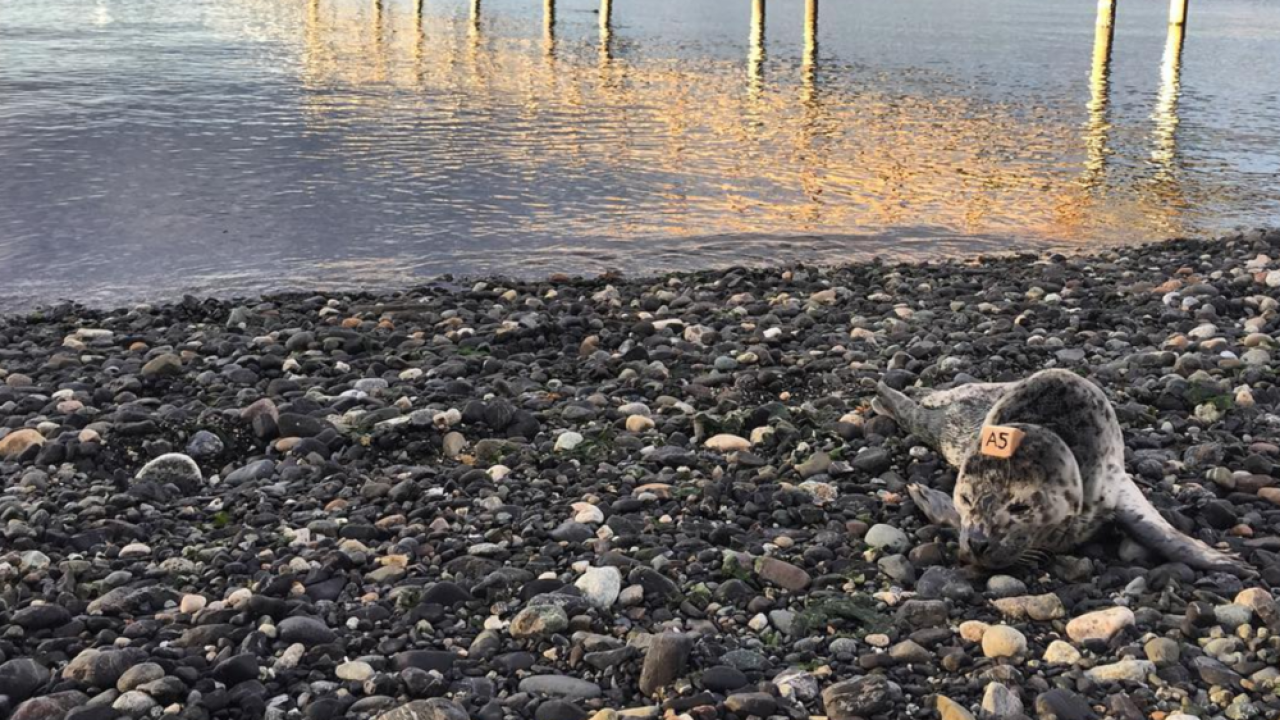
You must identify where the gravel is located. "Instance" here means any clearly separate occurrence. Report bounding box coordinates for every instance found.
[1,230,1279,719]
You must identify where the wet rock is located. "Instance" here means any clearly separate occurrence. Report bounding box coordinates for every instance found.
[10,691,90,720]
[518,676,603,699]
[701,666,748,692]
[980,682,1022,718]
[62,648,145,689]
[185,430,224,458]
[1143,637,1180,666]
[1034,689,1097,720]
[212,654,259,686]
[638,633,693,697]
[755,556,811,591]
[12,603,71,631]
[822,676,902,719]
[374,699,470,720]
[511,605,569,639]
[897,599,948,629]
[774,668,819,701]
[134,453,203,494]
[0,659,51,702]
[724,693,777,717]
[278,616,336,646]
[141,353,182,377]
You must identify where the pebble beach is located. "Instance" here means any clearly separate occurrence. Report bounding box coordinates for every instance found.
[3,230,1280,720]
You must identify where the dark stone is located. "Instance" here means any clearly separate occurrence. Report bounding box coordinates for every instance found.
[534,700,587,720]
[638,633,694,697]
[420,582,472,606]
[0,659,51,702]
[278,616,337,646]
[394,651,456,674]
[700,665,748,692]
[724,692,777,717]
[628,568,683,604]
[896,599,949,629]
[212,654,259,686]
[1035,689,1097,720]
[822,676,902,719]
[10,691,90,720]
[277,413,326,438]
[62,648,146,689]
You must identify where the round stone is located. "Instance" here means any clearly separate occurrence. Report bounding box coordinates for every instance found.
[981,626,1027,659]
[864,524,910,553]
[336,661,375,682]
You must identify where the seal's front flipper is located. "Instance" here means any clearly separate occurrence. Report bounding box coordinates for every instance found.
[1115,483,1256,578]
[908,483,961,529]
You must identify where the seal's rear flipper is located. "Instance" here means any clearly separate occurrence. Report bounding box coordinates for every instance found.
[874,382,913,421]
[908,483,961,529]
[1115,483,1256,578]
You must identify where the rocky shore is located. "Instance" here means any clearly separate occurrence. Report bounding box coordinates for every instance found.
[3,230,1280,720]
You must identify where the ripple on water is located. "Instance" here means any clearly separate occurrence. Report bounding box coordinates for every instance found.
[1,0,1279,309]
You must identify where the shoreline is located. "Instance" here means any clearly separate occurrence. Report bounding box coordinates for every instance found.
[2,229,1280,720]
[0,227,1204,317]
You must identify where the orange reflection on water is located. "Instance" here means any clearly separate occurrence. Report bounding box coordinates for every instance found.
[291,0,1217,249]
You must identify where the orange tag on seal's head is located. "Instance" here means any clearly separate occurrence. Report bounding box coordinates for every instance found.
[979,425,1025,458]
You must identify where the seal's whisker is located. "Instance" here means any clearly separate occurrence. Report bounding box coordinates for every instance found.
[1014,548,1048,571]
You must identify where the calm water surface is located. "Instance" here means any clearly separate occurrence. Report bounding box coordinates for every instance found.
[2,0,1280,309]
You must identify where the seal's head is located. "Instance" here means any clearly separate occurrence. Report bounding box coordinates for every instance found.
[954,424,1084,569]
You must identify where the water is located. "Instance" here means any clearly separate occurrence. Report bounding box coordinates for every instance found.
[2,0,1279,310]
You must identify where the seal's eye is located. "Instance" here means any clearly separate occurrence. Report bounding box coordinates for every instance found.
[1008,502,1030,515]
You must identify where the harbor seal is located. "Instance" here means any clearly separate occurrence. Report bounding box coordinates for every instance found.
[874,369,1253,577]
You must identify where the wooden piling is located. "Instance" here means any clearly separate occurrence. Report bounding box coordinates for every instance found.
[1083,0,1116,187]
[1152,22,1185,168]
[1168,0,1188,26]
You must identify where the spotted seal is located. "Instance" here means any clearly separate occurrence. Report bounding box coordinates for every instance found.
[874,369,1252,577]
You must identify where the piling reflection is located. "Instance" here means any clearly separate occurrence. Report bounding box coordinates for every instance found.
[802,0,819,103]
[543,0,555,59]
[748,0,766,98]
[1143,21,1188,226]
[1152,23,1185,173]
[286,0,1227,245]
[599,0,614,65]
[1082,0,1116,191]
